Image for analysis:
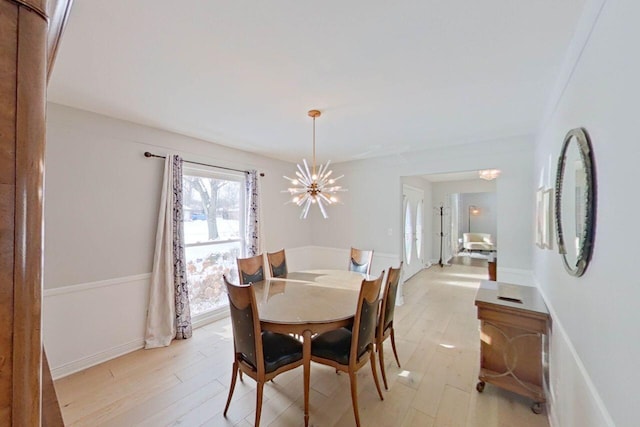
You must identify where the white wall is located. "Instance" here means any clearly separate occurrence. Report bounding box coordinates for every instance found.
[43,104,312,371]
[533,0,633,425]
[44,104,311,289]
[312,138,535,285]
[460,192,497,239]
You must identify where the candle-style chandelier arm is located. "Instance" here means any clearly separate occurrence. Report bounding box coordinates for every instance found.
[317,192,332,204]
[301,198,312,218]
[318,160,330,177]
[317,199,328,218]
[302,159,313,179]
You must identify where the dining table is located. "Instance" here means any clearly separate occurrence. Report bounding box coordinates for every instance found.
[251,269,373,427]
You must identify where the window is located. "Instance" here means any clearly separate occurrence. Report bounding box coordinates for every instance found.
[182,166,245,319]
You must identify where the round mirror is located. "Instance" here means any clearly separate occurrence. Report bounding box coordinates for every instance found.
[555,128,596,276]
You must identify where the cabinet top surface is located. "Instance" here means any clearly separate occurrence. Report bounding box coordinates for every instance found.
[475,281,549,316]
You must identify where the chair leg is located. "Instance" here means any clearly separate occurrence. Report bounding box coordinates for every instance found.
[390,328,401,368]
[378,340,389,390]
[348,370,361,427]
[255,381,264,427]
[223,362,239,416]
[369,351,384,401]
[239,371,244,382]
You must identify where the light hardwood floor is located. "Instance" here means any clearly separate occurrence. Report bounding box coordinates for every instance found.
[54,264,550,427]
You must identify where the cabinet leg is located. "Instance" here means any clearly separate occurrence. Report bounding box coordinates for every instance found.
[476,381,485,393]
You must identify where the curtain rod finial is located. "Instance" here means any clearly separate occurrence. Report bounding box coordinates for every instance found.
[144,151,153,158]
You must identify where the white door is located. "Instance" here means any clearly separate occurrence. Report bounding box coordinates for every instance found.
[403,185,424,279]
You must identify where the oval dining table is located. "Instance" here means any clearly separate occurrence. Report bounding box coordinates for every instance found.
[250,269,373,427]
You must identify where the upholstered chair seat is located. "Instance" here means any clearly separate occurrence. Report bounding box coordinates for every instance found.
[311,328,352,365]
[261,331,303,373]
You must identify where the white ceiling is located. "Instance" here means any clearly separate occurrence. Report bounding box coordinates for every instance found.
[48,0,586,163]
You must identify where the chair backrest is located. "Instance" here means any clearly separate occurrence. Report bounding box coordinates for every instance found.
[237,254,265,284]
[223,275,264,374]
[267,249,288,278]
[380,263,403,334]
[351,272,384,364]
[349,247,373,275]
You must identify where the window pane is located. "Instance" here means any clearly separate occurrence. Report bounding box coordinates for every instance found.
[185,242,241,316]
[182,171,245,318]
[183,176,241,244]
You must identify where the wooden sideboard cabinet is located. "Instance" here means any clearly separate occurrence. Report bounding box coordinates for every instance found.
[474,281,550,414]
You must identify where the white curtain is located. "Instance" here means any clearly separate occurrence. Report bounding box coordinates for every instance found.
[145,155,192,349]
[245,170,261,256]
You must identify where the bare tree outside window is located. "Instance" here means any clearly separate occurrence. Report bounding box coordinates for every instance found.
[182,172,244,317]
[184,176,227,240]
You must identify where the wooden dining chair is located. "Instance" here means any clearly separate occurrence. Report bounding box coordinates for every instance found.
[222,275,304,427]
[311,272,385,427]
[266,249,288,278]
[348,247,373,275]
[237,253,265,284]
[376,263,403,390]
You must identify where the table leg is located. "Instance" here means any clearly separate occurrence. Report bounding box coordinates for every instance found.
[303,329,312,427]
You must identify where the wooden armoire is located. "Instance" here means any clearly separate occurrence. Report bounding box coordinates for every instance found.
[1,0,73,425]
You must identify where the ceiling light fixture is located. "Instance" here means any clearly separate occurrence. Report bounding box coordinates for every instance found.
[479,169,501,181]
[283,110,346,219]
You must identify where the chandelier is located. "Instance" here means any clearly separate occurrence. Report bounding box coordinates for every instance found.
[283,110,346,219]
[478,169,501,181]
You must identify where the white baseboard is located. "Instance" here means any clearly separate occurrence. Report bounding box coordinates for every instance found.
[51,339,144,380]
[191,308,230,330]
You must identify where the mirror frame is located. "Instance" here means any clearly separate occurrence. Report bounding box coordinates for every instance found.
[554,127,596,277]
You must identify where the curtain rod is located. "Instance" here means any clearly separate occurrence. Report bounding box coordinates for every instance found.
[144,152,264,176]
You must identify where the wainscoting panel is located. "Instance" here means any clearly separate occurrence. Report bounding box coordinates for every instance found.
[43,246,402,379]
[43,274,150,379]
[536,284,615,427]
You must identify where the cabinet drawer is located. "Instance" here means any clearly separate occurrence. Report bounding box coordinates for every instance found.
[478,306,548,334]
